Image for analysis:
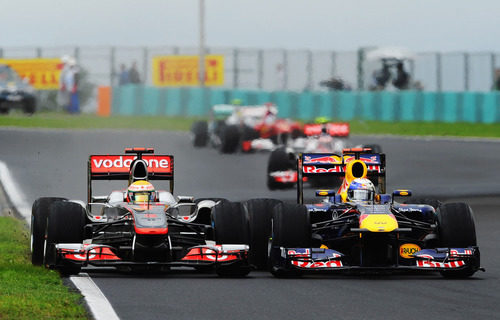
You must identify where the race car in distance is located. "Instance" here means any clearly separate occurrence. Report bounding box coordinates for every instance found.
[191,102,302,153]
[263,149,482,278]
[266,122,381,189]
[31,148,250,276]
[0,64,36,114]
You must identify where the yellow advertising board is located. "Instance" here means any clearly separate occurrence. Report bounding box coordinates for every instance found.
[0,58,63,90]
[152,55,224,87]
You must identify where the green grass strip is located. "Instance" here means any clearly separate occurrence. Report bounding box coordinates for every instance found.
[0,217,87,320]
[1,112,499,138]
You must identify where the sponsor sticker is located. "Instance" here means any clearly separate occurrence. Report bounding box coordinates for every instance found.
[399,243,421,259]
[90,155,172,173]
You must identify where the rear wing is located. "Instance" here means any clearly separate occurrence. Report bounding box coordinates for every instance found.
[87,147,174,204]
[303,122,350,137]
[297,148,386,204]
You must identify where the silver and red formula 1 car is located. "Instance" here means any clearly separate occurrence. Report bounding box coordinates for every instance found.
[264,149,483,278]
[30,148,250,276]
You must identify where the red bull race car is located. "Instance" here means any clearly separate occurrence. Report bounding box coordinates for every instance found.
[261,149,483,277]
[266,122,381,189]
[30,148,250,276]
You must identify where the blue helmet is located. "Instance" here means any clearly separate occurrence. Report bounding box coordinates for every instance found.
[347,178,376,202]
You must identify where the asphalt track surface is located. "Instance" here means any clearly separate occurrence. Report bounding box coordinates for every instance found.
[1,128,499,320]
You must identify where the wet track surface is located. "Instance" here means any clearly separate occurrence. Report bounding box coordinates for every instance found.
[1,128,499,320]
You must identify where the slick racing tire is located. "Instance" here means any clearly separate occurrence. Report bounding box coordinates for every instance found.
[219,125,240,154]
[269,203,311,278]
[31,197,67,265]
[437,202,478,278]
[45,201,87,275]
[211,200,250,277]
[191,121,209,147]
[267,148,295,190]
[243,198,282,270]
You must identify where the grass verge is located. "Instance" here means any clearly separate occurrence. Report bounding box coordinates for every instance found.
[0,111,499,138]
[0,217,87,320]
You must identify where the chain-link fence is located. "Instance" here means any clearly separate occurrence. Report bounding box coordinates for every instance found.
[1,46,498,110]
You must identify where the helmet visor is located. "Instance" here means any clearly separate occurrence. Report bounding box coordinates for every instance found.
[132,191,154,203]
[348,189,373,201]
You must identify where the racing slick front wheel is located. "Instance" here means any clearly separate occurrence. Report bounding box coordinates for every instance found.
[269,203,311,278]
[243,198,282,270]
[45,201,87,275]
[191,121,209,147]
[437,202,478,278]
[219,125,240,154]
[212,200,251,277]
[31,197,67,265]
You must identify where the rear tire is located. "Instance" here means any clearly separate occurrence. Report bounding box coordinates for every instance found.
[219,125,240,153]
[31,197,67,265]
[267,148,295,190]
[211,200,250,277]
[437,202,478,278]
[45,201,87,275]
[191,121,209,147]
[269,203,311,278]
[243,199,282,270]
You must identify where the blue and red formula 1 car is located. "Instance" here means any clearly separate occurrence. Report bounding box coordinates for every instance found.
[264,148,483,278]
[30,148,250,276]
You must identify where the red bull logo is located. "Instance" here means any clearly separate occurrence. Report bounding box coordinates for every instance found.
[303,155,342,164]
[344,155,380,164]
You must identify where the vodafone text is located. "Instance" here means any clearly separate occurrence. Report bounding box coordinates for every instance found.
[92,157,169,169]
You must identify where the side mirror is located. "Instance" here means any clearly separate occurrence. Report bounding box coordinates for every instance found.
[315,189,336,197]
[392,190,412,197]
[391,189,412,204]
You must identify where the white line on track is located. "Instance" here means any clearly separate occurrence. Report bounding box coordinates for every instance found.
[70,273,120,320]
[0,160,120,320]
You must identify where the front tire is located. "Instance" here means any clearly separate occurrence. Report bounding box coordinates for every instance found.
[243,198,282,270]
[437,202,478,278]
[45,201,87,275]
[211,200,250,277]
[31,197,67,265]
[269,203,311,278]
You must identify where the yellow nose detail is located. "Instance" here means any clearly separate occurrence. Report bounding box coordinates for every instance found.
[360,214,398,232]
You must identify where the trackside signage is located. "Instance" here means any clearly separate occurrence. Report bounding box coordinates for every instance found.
[90,155,172,174]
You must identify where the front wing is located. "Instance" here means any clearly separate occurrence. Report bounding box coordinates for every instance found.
[51,243,248,268]
[271,246,481,273]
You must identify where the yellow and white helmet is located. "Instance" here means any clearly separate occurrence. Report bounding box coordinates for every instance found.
[127,180,156,203]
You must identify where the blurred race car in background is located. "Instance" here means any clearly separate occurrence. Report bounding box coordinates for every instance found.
[31,148,251,276]
[263,149,482,278]
[191,102,303,153]
[266,122,381,189]
[0,64,36,114]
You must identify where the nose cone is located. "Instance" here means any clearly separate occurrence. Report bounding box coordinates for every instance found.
[359,213,398,232]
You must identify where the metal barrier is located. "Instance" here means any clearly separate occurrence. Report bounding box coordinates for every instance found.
[1,46,499,93]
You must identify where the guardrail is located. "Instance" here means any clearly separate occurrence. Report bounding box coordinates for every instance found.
[105,85,500,123]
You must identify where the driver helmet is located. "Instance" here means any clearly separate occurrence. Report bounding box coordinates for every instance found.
[127,180,156,203]
[347,178,376,202]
